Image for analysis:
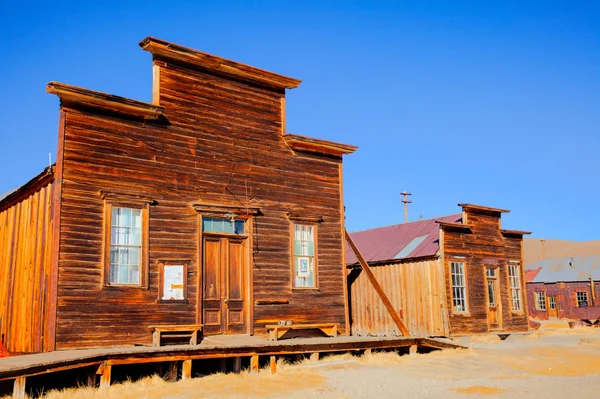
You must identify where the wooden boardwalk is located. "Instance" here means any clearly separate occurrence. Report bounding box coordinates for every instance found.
[0,335,461,397]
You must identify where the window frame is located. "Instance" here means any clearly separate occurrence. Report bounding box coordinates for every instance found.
[449,261,469,314]
[103,201,150,288]
[576,291,588,308]
[507,263,523,313]
[535,291,547,311]
[290,221,319,290]
[157,260,190,303]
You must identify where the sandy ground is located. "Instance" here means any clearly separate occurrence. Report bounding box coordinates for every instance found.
[6,320,600,399]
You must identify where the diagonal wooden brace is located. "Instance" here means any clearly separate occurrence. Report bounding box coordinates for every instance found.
[345,229,410,336]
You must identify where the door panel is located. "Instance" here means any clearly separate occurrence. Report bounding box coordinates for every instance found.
[486,267,502,330]
[548,296,558,318]
[203,237,224,334]
[202,236,247,335]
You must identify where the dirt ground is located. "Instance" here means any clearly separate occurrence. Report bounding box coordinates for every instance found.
[7,320,600,399]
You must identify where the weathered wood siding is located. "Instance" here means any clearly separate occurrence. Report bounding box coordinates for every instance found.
[0,180,54,353]
[527,281,600,320]
[442,210,529,335]
[54,59,347,349]
[348,258,450,337]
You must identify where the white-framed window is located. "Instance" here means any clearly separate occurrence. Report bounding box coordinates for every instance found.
[292,224,316,288]
[109,207,143,285]
[450,262,467,313]
[576,291,588,307]
[535,291,546,311]
[508,264,523,312]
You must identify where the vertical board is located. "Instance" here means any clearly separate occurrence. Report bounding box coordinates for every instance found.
[348,258,449,337]
[0,181,54,353]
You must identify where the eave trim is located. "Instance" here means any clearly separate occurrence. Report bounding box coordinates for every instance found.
[436,221,472,231]
[458,203,511,213]
[500,229,532,236]
[139,37,301,90]
[283,134,358,157]
[0,166,54,212]
[46,82,164,120]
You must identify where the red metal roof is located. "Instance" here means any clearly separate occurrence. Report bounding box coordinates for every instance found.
[346,214,462,264]
[524,267,542,283]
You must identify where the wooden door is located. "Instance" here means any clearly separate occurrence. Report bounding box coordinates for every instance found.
[203,236,247,335]
[547,296,558,318]
[485,267,502,330]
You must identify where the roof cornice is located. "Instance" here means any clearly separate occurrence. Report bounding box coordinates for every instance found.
[46,82,164,120]
[501,229,532,236]
[437,221,472,231]
[139,37,302,90]
[283,134,357,157]
[459,203,511,214]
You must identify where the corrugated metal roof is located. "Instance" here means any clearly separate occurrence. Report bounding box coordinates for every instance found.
[346,214,462,264]
[527,256,600,283]
[524,267,541,283]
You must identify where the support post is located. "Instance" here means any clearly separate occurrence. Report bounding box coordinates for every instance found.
[364,348,372,359]
[219,358,227,373]
[270,356,277,374]
[168,361,178,382]
[310,352,319,362]
[182,359,192,380]
[409,344,418,356]
[86,373,96,388]
[250,355,259,374]
[13,376,25,399]
[345,230,410,336]
[233,357,242,373]
[99,363,111,390]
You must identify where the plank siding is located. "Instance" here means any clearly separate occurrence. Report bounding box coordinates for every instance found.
[53,56,348,349]
[0,180,54,353]
[527,281,600,320]
[348,259,449,337]
[442,209,529,335]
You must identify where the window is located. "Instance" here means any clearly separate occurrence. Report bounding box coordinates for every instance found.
[202,217,245,235]
[292,224,316,288]
[508,265,523,312]
[103,203,148,287]
[450,262,467,313]
[576,291,588,307]
[548,296,557,310]
[535,292,546,311]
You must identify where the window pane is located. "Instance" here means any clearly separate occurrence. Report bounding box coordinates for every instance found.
[234,220,244,234]
[130,227,142,246]
[132,209,142,227]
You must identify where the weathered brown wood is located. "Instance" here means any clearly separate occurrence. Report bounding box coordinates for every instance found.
[345,230,410,336]
[250,355,259,374]
[266,323,339,341]
[269,355,277,374]
[167,361,177,382]
[12,376,25,399]
[182,359,192,380]
[233,357,242,373]
[99,363,111,389]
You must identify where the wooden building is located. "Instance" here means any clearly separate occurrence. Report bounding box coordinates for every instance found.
[526,256,600,321]
[0,37,357,353]
[347,204,531,337]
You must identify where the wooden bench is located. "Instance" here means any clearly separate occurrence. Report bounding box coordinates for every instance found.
[149,324,203,347]
[266,323,338,341]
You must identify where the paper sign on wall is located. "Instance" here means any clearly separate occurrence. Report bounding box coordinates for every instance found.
[297,257,310,277]
[163,265,185,300]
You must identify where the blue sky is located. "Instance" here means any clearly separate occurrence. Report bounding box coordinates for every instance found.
[1,1,599,240]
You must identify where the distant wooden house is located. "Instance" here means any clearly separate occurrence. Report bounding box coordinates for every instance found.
[0,37,357,353]
[526,256,600,322]
[347,204,531,337]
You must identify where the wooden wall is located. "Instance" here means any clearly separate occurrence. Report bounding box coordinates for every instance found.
[348,258,450,337]
[0,178,54,353]
[442,209,529,335]
[53,58,348,349]
[527,281,600,320]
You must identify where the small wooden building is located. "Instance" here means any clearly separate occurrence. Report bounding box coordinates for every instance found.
[0,37,357,353]
[347,204,531,337]
[526,256,600,321]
